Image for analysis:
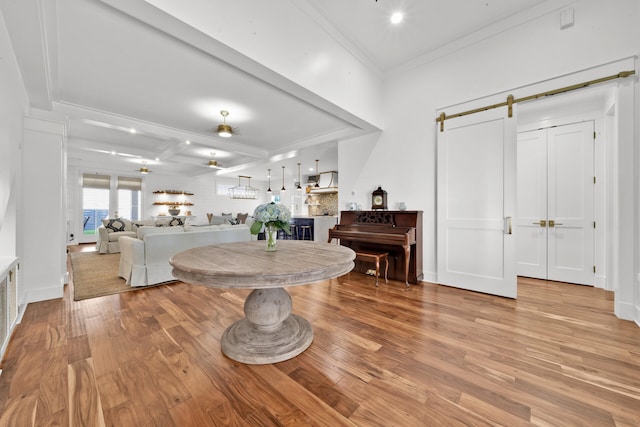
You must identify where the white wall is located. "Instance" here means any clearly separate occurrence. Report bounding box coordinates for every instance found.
[21,114,66,304]
[0,10,27,322]
[340,0,640,313]
[0,10,27,261]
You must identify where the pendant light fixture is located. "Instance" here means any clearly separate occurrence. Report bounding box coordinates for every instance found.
[296,162,302,191]
[267,169,272,193]
[314,159,320,188]
[281,166,286,192]
[229,176,259,199]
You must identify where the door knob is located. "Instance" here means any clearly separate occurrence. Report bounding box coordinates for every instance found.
[532,220,547,227]
[548,220,564,227]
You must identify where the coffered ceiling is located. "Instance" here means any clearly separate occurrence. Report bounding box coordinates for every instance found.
[1,0,558,182]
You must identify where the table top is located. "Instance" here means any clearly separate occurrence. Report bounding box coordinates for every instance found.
[170,240,355,289]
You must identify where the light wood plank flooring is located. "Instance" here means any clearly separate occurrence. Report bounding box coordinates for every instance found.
[0,244,639,426]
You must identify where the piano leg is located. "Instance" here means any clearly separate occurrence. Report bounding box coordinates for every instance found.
[402,244,411,289]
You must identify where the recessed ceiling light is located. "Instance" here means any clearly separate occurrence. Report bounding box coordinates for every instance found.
[185,140,191,145]
[390,11,403,24]
[130,128,136,134]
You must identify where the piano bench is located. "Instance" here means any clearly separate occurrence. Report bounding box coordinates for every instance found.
[354,251,388,287]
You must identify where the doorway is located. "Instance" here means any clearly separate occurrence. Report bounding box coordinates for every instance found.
[516,121,595,285]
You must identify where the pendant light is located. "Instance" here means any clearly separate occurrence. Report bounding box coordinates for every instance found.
[267,168,272,193]
[314,159,320,187]
[281,166,286,192]
[296,162,302,191]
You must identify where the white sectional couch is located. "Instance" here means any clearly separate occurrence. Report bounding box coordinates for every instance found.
[118,224,252,287]
[97,217,187,254]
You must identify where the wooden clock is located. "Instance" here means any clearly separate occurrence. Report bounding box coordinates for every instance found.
[371,186,388,210]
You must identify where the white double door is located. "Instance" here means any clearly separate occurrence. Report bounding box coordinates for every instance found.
[516,122,594,285]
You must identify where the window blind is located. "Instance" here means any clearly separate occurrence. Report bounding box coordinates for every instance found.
[117,176,142,191]
[82,174,110,189]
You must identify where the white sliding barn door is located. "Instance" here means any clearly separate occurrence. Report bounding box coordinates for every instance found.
[437,108,517,298]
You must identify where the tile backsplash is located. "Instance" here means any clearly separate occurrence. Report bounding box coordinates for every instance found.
[307,192,338,216]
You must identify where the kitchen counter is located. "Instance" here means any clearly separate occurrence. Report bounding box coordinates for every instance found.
[291,215,338,242]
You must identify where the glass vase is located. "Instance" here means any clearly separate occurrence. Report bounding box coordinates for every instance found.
[265,223,277,252]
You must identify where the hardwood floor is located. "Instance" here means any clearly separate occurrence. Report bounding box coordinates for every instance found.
[0,244,639,426]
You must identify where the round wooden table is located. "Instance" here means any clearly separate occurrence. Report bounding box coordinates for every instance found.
[170,240,355,364]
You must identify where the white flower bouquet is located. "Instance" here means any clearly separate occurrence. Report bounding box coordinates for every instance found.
[250,202,291,235]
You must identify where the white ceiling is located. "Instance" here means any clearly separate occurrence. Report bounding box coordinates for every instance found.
[2,0,559,183]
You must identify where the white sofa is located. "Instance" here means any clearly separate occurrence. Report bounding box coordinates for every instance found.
[97,218,186,254]
[118,224,252,287]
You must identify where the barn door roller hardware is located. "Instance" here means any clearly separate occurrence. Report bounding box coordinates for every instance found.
[436,70,635,132]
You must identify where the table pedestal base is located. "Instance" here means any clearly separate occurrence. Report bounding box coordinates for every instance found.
[220,288,313,364]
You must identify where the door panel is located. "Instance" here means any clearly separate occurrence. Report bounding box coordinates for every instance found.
[547,122,594,284]
[516,130,547,278]
[437,108,517,298]
[516,122,594,285]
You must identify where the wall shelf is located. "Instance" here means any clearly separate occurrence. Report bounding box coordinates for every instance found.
[153,201,194,206]
[153,190,194,195]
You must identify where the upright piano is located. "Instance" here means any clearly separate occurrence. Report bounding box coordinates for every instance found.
[328,210,423,286]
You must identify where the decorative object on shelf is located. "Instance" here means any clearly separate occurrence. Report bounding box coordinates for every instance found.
[281,166,286,193]
[314,159,320,188]
[229,176,259,199]
[168,206,181,216]
[398,202,407,211]
[371,186,388,210]
[217,110,234,138]
[267,168,272,194]
[250,202,291,251]
[296,163,302,191]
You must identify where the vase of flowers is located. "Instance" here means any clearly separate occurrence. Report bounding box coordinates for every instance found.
[250,202,291,251]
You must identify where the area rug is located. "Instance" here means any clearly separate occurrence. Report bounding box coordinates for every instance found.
[69,251,175,301]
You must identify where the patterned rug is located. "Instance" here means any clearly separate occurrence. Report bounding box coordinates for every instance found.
[69,251,174,301]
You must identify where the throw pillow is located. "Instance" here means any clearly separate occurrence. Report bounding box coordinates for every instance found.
[169,217,185,226]
[104,218,126,232]
[237,213,248,224]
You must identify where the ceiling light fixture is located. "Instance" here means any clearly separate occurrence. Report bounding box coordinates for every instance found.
[139,160,151,174]
[217,110,233,138]
[390,11,404,24]
[229,176,259,199]
[296,163,302,191]
[267,169,272,193]
[314,160,320,188]
[208,152,218,168]
[281,166,286,193]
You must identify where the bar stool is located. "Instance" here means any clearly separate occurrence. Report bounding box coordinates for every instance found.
[289,224,298,240]
[277,228,288,240]
[299,225,312,240]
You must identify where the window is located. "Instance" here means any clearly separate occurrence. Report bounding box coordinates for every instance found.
[117,176,142,221]
[82,174,110,236]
